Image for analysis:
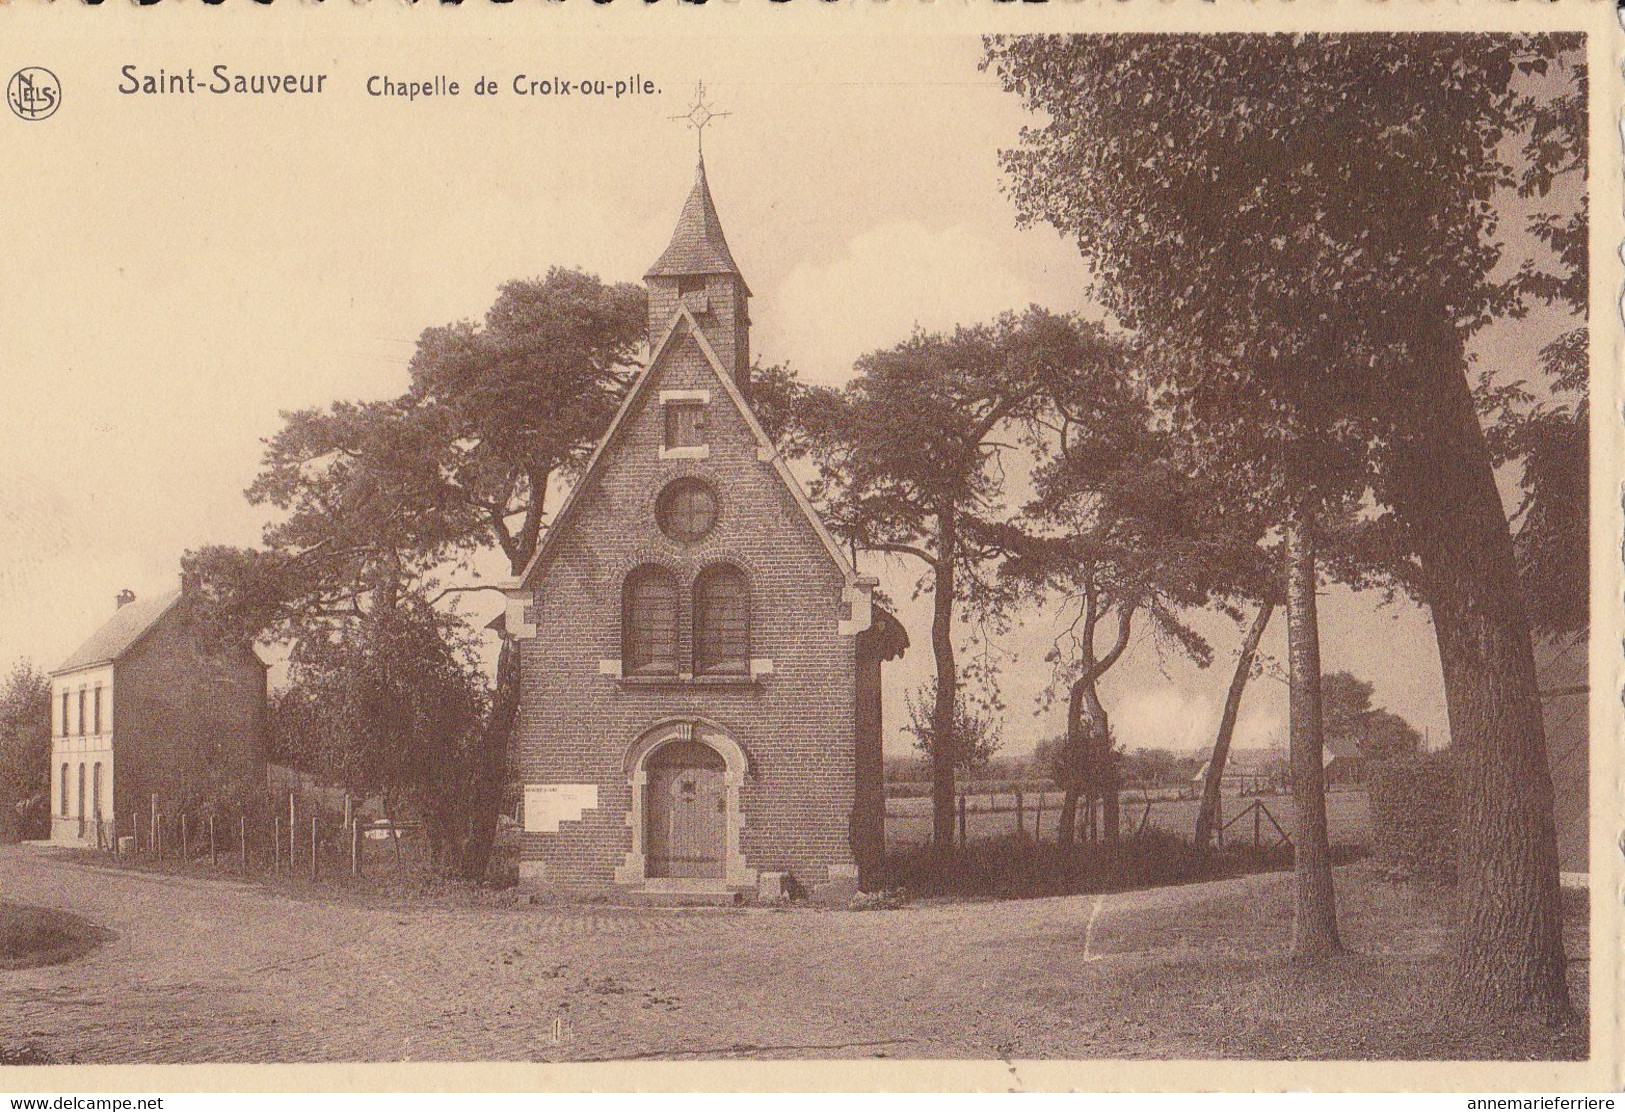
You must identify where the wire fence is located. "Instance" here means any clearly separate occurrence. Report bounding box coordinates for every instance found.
[91,792,431,882]
[883,784,1370,850]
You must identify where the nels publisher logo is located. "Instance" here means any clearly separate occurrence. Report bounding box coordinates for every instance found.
[8,67,61,121]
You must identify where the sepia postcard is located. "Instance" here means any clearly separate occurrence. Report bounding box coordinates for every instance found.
[0,0,1619,1094]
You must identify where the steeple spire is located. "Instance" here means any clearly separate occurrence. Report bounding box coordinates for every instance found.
[644,155,748,291]
[644,141,753,390]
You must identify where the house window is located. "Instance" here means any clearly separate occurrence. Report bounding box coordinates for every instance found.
[76,764,86,821]
[93,685,103,736]
[622,566,680,676]
[60,691,69,737]
[694,565,750,676]
[92,762,103,821]
[655,478,719,543]
[664,403,706,451]
[77,688,86,736]
[60,764,69,817]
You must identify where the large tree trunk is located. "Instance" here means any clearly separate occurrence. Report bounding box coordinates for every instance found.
[1055,681,1084,847]
[1386,325,1570,1018]
[461,638,518,882]
[1195,600,1275,855]
[1100,754,1120,843]
[1055,602,1132,848]
[1285,516,1341,960]
[1056,670,1110,847]
[930,508,959,848]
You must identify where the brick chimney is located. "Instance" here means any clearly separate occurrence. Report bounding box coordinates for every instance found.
[116,589,136,610]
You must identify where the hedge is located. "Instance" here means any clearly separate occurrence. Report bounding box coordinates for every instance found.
[1367,751,1458,881]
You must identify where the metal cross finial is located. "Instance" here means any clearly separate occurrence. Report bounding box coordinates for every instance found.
[669,81,730,155]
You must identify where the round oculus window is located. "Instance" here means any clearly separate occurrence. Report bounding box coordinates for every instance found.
[656,478,719,542]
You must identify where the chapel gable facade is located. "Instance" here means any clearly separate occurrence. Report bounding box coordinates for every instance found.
[506,158,904,898]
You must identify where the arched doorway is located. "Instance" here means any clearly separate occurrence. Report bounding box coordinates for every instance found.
[616,719,756,890]
[645,740,726,879]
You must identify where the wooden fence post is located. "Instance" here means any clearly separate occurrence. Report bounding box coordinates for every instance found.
[209,815,217,866]
[310,814,318,881]
[288,793,296,865]
[273,815,282,873]
[1035,793,1045,842]
[1015,787,1025,839]
[181,814,189,861]
[239,815,247,871]
[132,812,139,855]
[957,792,967,847]
[351,817,361,878]
[157,813,165,861]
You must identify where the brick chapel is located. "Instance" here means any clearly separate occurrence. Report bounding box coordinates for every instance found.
[503,156,907,898]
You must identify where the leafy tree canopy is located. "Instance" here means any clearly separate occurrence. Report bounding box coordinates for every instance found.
[1320,669,1424,762]
[983,33,1586,530]
[0,660,50,811]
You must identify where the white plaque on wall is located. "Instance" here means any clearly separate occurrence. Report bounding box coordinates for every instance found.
[522,784,599,833]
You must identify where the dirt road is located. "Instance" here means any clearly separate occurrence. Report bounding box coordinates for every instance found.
[0,845,1583,1063]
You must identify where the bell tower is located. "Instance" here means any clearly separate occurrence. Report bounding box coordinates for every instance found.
[645,155,752,391]
[648,85,750,391]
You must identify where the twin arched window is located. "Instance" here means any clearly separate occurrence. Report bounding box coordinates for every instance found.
[694,566,750,676]
[623,567,680,676]
[623,564,750,677]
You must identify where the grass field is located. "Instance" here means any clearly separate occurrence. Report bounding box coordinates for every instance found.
[885,787,1372,850]
[0,900,104,970]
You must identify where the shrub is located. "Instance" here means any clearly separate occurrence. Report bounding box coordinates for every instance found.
[1367,750,1458,882]
[879,830,1223,899]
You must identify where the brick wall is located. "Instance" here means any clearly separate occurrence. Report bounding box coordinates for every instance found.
[518,321,860,893]
[113,607,268,824]
[647,275,750,389]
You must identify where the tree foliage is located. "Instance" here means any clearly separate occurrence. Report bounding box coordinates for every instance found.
[985,31,1585,1012]
[406,268,648,571]
[271,599,488,866]
[1320,670,1424,763]
[0,660,51,836]
[187,268,647,880]
[904,678,1001,777]
[984,32,1584,526]
[784,307,1124,845]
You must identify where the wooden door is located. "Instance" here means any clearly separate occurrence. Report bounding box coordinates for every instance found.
[645,740,726,879]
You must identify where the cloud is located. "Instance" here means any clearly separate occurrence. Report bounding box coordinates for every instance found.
[757,222,1074,385]
[1110,688,1221,752]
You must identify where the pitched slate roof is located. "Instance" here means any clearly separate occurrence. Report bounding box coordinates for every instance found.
[644,157,749,291]
[53,589,182,675]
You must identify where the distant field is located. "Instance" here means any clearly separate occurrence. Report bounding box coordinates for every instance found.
[884,787,1371,850]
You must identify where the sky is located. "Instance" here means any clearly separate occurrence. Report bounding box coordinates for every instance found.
[1,31,1575,760]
